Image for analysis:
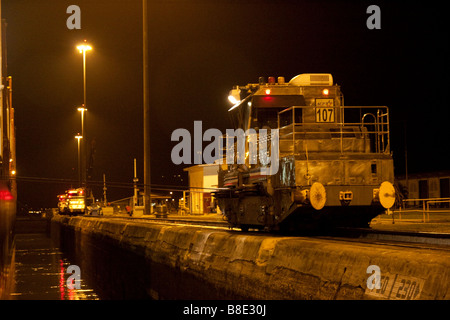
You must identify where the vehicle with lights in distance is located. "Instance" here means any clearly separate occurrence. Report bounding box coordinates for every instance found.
[214,73,395,231]
[58,188,86,215]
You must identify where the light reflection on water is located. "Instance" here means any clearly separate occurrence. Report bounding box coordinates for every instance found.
[10,234,99,300]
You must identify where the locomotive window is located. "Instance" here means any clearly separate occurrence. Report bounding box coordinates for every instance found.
[255,108,280,129]
[278,109,302,127]
[252,95,306,129]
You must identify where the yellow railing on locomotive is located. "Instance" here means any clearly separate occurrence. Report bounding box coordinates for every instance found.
[277,106,390,155]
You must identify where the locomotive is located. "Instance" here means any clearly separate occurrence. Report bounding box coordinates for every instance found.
[58,188,86,215]
[214,74,395,231]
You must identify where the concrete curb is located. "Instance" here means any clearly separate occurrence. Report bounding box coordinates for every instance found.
[52,215,450,300]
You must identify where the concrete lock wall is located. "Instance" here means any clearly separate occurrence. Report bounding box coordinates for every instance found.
[51,216,450,300]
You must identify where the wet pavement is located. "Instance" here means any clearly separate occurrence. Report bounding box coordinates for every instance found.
[9,233,99,300]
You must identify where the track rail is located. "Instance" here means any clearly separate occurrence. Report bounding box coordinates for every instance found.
[85,214,450,248]
[334,227,450,247]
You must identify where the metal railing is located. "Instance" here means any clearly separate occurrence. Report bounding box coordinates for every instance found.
[277,106,390,155]
[399,197,450,222]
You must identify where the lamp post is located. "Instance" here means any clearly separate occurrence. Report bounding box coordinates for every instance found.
[75,134,83,187]
[76,41,92,108]
[77,106,87,140]
[77,105,87,187]
[143,0,152,215]
[76,41,92,187]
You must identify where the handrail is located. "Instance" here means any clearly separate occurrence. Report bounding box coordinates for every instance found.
[400,197,450,222]
[277,106,390,155]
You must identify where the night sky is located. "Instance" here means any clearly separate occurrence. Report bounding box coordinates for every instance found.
[2,0,449,208]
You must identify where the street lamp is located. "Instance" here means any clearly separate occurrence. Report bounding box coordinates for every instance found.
[76,41,92,109]
[75,134,83,187]
[76,41,92,187]
[77,105,87,187]
[77,106,87,138]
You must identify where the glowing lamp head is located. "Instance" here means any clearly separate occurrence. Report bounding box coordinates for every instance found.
[265,88,271,95]
[77,41,92,53]
[322,88,329,96]
[228,87,241,105]
[228,95,239,104]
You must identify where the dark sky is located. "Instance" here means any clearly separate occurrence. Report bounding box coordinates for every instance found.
[2,0,449,208]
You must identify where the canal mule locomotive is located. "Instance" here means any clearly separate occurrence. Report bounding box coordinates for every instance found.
[214,74,395,231]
